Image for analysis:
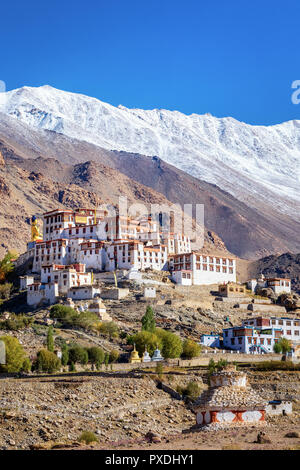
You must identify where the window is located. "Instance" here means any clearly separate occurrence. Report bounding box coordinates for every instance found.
[231,338,235,345]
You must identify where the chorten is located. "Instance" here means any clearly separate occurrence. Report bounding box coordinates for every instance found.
[88,299,112,321]
[142,346,151,363]
[151,346,164,362]
[129,344,141,364]
[193,365,267,426]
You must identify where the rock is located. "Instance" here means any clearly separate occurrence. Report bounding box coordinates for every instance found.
[256,432,272,444]
[284,432,299,438]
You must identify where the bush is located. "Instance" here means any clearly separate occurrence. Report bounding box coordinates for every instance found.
[21,357,32,373]
[68,345,88,365]
[0,314,33,331]
[97,321,119,339]
[88,346,104,366]
[79,431,98,444]
[0,336,30,373]
[184,381,201,400]
[34,349,61,373]
[47,326,54,352]
[109,349,119,363]
[50,305,100,331]
[182,339,201,359]
[0,283,13,300]
[61,343,69,366]
[128,330,162,357]
[155,328,183,359]
[141,306,156,332]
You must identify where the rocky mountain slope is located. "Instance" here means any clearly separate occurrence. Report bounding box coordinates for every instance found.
[0,85,299,222]
[248,252,300,293]
[0,116,299,259]
[0,155,227,259]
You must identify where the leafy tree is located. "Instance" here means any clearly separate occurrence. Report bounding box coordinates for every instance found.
[182,339,201,359]
[155,328,183,359]
[0,336,29,373]
[141,306,156,332]
[104,352,109,368]
[34,349,61,373]
[98,321,119,339]
[88,346,104,366]
[0,283,13,299]
[128,330,162,357]
[0,251,18,283]
[46,326,54,352]
[61,343,69,366]
[109,349,119,363]
[69,345,88,365]
[273,338,292,355]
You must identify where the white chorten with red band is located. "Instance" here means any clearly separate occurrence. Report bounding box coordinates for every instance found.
[193,365,266,426]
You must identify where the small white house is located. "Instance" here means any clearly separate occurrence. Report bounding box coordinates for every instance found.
[27,282,59,307]
[144,287,156,298]
[266,400,292,416]
[67,285,101,300]
[200,334,220,348]
[20,275,35,291]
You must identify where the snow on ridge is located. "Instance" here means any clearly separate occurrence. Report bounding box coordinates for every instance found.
[0,85,300,217]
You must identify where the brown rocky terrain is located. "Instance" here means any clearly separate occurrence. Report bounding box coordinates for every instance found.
[0,157,227,259]
[0,114,299,259]
[0,369,299,451]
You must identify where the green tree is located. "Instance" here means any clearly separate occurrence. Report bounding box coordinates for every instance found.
[128,330,162,357]
[34,349,61,373]
[0,251,18,283]
[46,326,54,352]
[182,339,201,359]
[0,336,29,373]
[0,283,13,299]
[61,343,69,366]
[88,347,105,366]
[155,361,164,378]
[109,349,119,363]
[273,338,292,355]
[141,306,156,332]
[69,345,88,365]
[104,352,109,369]
[98,321,119,339]
[155,328,183,359]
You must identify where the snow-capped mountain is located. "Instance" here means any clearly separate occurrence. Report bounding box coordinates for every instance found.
[1,85,299,220]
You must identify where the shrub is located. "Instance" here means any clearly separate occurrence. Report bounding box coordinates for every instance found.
[0,336,30,373]
[97,321,119,339]
[34,349,61,373]
[88,346,104,366]
[61,343,69,366]
[128,330,162,357]
[68,345,88,365]
[109,349,119,363]
[0,314,33,331]
[182,339,201,359]
[47,326,54,352]
[155,328,183,359]
[141,306,156,332]
[0,283,13,300]
[21,357,32,373]
[184,381,201,400]
[50,305,99,331]
[79,431,98,445]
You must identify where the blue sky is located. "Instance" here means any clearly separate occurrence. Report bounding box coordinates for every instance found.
[1,0,300,125]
